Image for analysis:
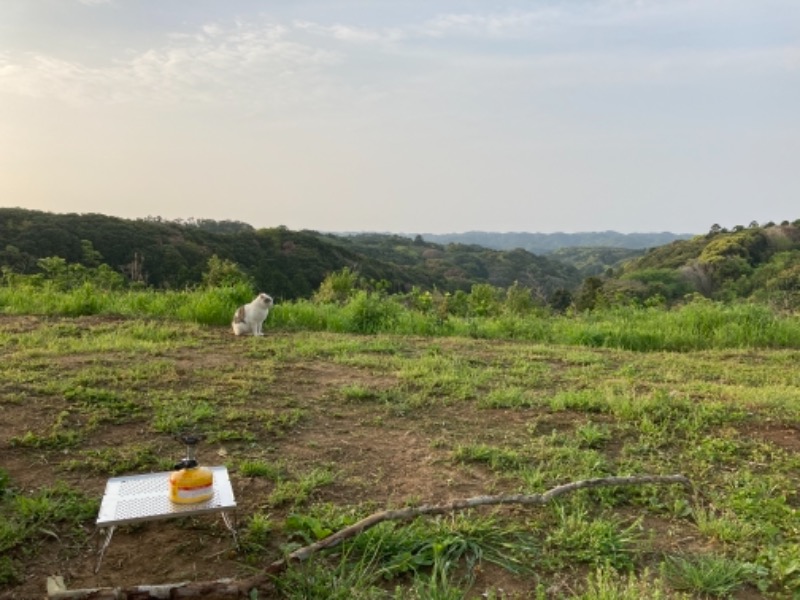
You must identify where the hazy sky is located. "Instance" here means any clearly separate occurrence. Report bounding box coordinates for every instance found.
[1,0,798,234]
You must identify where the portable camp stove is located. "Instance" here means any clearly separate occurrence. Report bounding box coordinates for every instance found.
[94,434,237,573]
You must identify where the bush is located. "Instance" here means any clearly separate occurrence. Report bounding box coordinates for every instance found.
[344,291,400,334]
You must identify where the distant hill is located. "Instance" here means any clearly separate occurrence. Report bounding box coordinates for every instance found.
[414,231,695,255]
[324,233,582,297]
[548,246,645,277]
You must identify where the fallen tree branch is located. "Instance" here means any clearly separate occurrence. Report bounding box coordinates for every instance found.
[250,473,692,580]
[48,474,692,599]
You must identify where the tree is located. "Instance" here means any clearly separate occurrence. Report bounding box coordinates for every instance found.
[573,277,604,311]
[549,288,573,313]
[313,267,360,304]
[468,283,501,317]
[80,240,103,267]
[201,255,253,289]
[504,281,535,315]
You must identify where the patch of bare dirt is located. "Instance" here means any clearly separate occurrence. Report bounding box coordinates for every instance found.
[741,422,800,453]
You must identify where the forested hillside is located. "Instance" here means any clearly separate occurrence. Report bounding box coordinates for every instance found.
[3,209,798,310]
[0,209,581,300]
[576,220,800,310]
[0,209,385,299]
[546,246,644,277]
[418,230,693,254]
[321,233,580,297]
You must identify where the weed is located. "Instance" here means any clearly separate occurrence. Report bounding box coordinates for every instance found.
[662,554,755,597]
[692,506,761,546]
[0,555,21,586]
[755,543,800,594]
[274,534,392,600]
[549,389,610,413]
[478,387,534,409]
[205,428,257,443]
[340,384,380,402]
[10,410,83,449]
[263,408,306,435]
[394,550,466,600]
[526,432,610,481]
[568,567,687,599]
[575,422,612,449]
[240,512,274,557]
[0,480,97,563]
[63,444,169,475]
[238,459,283,480]
[63,385,142,422]
[151,396,216,434]
[268,468,337,508]
[453,444,523,472]
[10,429,81,449]
[542,504,642,570]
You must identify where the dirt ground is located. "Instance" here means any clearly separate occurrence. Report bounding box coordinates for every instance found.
[0,315,796,599]
[0,316,563,599]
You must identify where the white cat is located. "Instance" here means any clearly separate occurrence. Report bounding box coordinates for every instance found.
[232,293,274,336]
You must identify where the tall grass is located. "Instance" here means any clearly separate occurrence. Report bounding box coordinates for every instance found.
[309,297,763,350]
[1,284,798,350]
[0,283,251,325]
[554,301,800,351]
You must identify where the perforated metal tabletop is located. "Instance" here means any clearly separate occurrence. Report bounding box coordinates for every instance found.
[96,466,236,527]
[94,466,237,572]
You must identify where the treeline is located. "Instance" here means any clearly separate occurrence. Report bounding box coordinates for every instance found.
[2,209,799,312]
[0,209,396,299]
[0,209,581,301]
[575,220,800,310]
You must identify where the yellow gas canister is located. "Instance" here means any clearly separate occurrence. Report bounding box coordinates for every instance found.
[169,435,214,504]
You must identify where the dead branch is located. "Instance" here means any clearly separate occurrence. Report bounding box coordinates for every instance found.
[48,474,691,599]
[249,473,692,580]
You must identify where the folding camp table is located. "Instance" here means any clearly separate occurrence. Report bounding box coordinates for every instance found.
[94,466,237,572]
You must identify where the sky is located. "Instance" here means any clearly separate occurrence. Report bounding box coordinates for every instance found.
[1,0,798,235]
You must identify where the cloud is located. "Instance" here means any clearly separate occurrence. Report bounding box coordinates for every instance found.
[294,21,405,44]
[1,3,796,110]
[0,21,339,106]
[418,9,565,39]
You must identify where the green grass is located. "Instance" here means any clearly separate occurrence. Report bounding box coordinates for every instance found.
[63,443,171,475]
[1,289,799,597]
[453,443,524,472]
[569,567,688,599]
[541,503,643,570]
[276,510,540,598]
[3,285,800,350]
[238,458,284,479]
[0,477,98,565]
[268,467,338,508]
[662,554,757,597]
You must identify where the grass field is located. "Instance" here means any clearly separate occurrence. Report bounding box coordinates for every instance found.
[1,308,799,598]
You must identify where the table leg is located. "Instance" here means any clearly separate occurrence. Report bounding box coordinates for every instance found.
[220,511,239,550]
[94,526,116,573]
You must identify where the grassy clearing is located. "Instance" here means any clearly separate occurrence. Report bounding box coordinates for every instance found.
[0,299,799,597]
